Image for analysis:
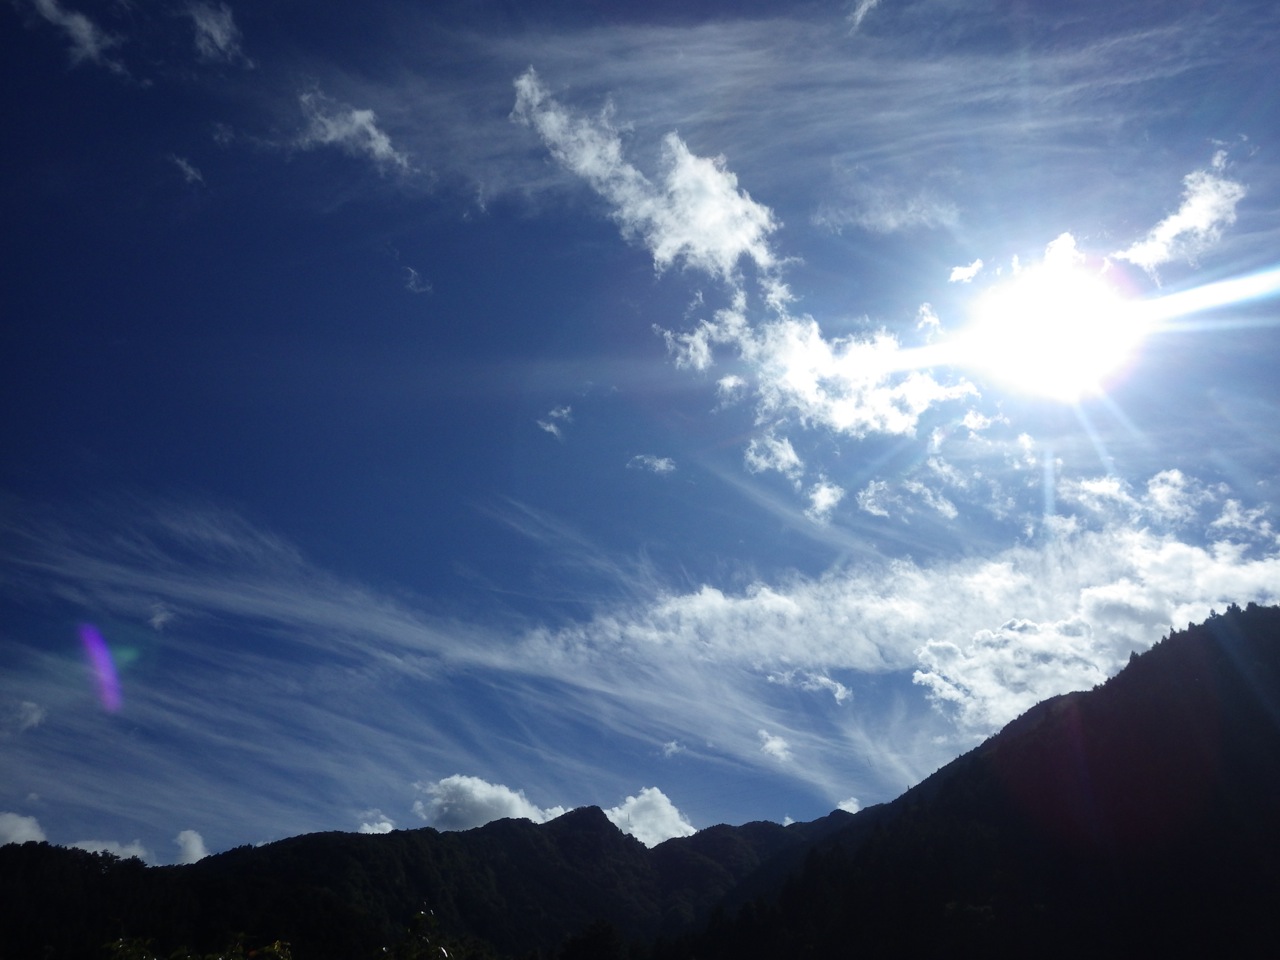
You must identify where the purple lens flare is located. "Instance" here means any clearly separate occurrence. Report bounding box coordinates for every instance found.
[79,623,122,713]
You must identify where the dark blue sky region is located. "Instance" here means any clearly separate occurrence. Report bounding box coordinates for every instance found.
[3,0,1280,863]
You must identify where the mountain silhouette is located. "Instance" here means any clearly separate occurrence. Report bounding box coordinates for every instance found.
[3,602,1279,958]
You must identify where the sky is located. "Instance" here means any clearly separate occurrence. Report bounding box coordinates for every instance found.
[3,0,1280,865]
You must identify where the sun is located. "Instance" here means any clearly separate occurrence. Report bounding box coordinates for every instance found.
[956,235,1148,402]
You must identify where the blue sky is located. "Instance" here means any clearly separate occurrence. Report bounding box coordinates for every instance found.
[3,0,1280,864]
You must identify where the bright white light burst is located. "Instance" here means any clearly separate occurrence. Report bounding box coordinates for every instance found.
[958,234,1147,401]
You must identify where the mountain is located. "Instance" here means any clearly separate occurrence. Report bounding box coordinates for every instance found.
[4,602,1279,959]
[663,601,1280,958]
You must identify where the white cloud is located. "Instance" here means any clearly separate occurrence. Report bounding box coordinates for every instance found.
[1115,153,1247,274]
[914,616,1111,732]
[847,0,882,34]
[768,670,852,703]
[836,796,861,814]
[604,787,696,846]
[856,479,892,517]
[744,432,804,482]
[758,729,792,761]
[949,259,984,283]
[412,775,566,831]
[404,266,432,294]
[628,454,676,475]
[299,91,411,174]
[1,700,46,737]
[187,3,251,66]
[72,838,150,861]
[661,740,684,757]
[816,186,958,235]
[30,0,124,74]
[512,69,778,282]
[805,479,846,523]
[536,404,573,439]
[0,812,46,844]
[357,809,396,834]
[174,829,208,864]
[169,155,204,185]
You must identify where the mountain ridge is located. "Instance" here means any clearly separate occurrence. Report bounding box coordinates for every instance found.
[4,602,1279,958]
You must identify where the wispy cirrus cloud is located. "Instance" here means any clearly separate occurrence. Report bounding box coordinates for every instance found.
[29,0,125,74]
[628,454,676,475]
[298,90,411,174]
[187,2,252,67]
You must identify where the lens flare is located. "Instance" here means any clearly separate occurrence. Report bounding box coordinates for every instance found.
[79,623,122,713]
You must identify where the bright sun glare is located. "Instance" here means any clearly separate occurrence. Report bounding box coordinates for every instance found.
[958,234,1147,402]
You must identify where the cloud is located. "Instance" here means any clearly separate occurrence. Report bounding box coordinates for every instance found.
[914,616,1112,732]
[174,829,208,864]
[0,812,46,844]
[628,454,676,475]
[72,838,150,861]
[1115,152,1247,274]
[758,729,792,762]
[412,775,567,831]
[357,809,396,834]
[536,404,573,439]
[744,433,804,482]
[815,184,959,234]
[805,479,846,524]
[847,0,882,34]
[404,266,432,294]
[949,259,984,283]
[512,69,778,282]
[169,155,204,185]
[1,700,46,737]
[767,670,852,703]
[837,796,861,814]
[604,787,696,846]
[299,91,411,174]
[187,3,251,66]
[29,0,124,74]
[661,740,684,757]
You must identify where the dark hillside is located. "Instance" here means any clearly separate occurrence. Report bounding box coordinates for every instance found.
[666,602,1280,959]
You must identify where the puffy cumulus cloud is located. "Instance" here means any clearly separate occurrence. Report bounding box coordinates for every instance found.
[744,432,804,482]
[949,259,984,283]
[412,775,566,832]
[836,797,861,814]
[357,809,396,834]
[0,811,46,844]
[72,838,150,861]
[805,479,846,524]
[174,829,208,864]
[628,454,676,475]
[299,91,411,174]
[604,787,695,847]
[742,317,974,440]
[512,69,777,282]
[1115,152,1247,275]
[29,0,124,74]
[187,2,251,66]
[914,616,1113,732]
[758,729,793,761]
